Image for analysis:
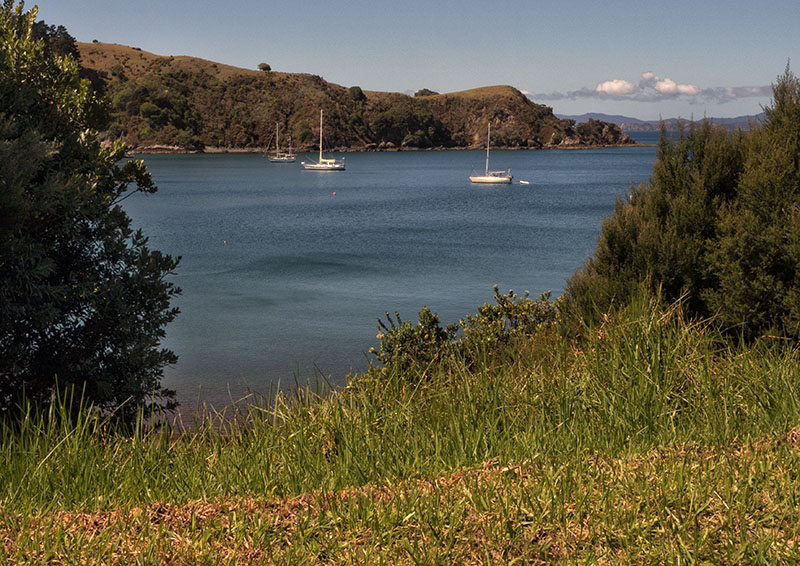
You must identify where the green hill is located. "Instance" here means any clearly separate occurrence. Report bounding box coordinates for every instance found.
[77,42,634,152]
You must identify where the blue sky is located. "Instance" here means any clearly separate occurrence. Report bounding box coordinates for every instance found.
[32,0,798,120]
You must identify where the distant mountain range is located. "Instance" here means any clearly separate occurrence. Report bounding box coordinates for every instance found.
[556,112,766,132]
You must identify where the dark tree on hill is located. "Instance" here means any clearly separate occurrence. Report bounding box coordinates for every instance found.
[564,65,800,342]
[0,2,180,421]
[32,17,107,95]
[31,19,78,59]
[348,85,366,102]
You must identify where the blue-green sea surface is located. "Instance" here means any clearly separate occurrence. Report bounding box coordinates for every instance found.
[124,132,659,407]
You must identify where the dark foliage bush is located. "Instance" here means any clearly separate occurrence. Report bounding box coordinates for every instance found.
[370,287,559,378]
[1,4,180,421]
[564,66,800,342]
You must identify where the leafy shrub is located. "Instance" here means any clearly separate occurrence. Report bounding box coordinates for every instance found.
[459,287,559,353]
[564,66,800,341]
[137,123,155,139]
[370,287,559,379]
[139,101,162,119]
[414,88,438,97]
[348,85,366,102]
[372,104,448,147]
[295,122,313,144]
[0,3,180,421]
[175,128,200,148]
[370,307,455,375]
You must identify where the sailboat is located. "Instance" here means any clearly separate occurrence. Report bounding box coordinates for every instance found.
[301,110,345,170]
[469,122,512,184]
[268,122,296,163]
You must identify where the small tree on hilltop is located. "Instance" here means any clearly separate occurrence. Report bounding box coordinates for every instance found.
[348,85,366,102]
[0,2,180,422]
[258,62,271,72]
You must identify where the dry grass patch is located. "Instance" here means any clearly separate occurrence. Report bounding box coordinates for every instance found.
[4,431,800,564]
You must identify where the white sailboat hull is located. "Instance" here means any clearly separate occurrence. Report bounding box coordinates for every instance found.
[301,159,344,171]
[269,154,296,163]
[301,160,345,170]
[469,172,512,184]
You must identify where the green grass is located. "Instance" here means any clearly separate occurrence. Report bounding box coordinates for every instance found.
[3,294,800,563]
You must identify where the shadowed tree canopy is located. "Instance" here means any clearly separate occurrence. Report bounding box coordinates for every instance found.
[0,1,180,421]
[565,65,800,342]
[31,19,77,59]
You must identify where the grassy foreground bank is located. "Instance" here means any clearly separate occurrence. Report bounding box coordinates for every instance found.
[3,295,800,564]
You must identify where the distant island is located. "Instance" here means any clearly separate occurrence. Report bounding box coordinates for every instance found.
[77,42,635,153]
[557,111,766,132]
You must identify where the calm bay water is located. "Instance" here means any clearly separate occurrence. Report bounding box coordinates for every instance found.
[124,132,660,407]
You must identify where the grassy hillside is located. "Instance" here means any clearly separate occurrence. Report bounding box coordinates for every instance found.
[77,42,633,152]
[79,43,262,80]
[3,294,800,563]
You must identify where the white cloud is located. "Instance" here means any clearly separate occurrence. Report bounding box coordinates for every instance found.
[654,78,678,93]
[595,79,637,95]
[529,70,763,104]
[655,77,700,95]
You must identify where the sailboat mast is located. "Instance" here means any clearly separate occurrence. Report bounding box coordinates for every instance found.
[319,109,323,161]
[275,122,280,154]
[485,123,491,175]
